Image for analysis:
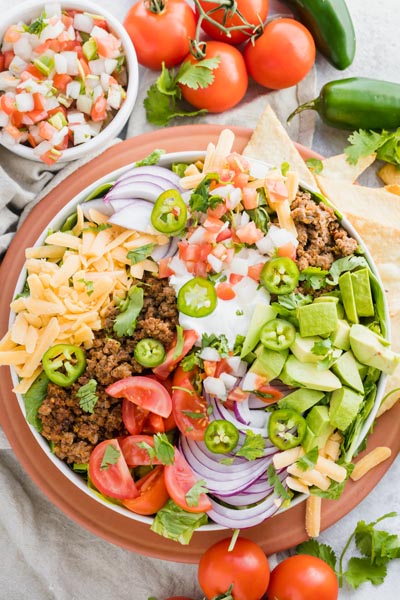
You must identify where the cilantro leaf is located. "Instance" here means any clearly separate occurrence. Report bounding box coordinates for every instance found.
[113,285,144,337]
[299,266,329,291]
[201,332,229,357]
[354,513,400,564]
[190,174,221,213]
[296,447,319,471]
[311,463,354,500]
[127,243,155,265]
[83,223,112,233]
[296,539,337,571]
[276,292,313,310]
[76,379,98,414]
[267,464,292,502]
[185,479,209,508]
[100,444,121,470]
[27,12,47,35]
[344,557,387,588]
[177,57,221,89]
[235,430,266,460]
[153,433,175,466]
[326,256,369,286]
[134,149,165,167]
[344,129,389,165]
[180,350,203,372]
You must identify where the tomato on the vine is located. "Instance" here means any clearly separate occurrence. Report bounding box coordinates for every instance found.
[196,0,269,45]
[198,537,270,600]
[244,18,316,89]
[267,554,339,600]
[123,0,197,70]
[180,41,248,113]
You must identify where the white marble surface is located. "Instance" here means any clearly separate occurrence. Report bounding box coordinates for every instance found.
[0,1,399,599]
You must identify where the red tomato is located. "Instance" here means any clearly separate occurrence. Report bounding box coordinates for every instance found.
[153,329,198,380]
[267,555,339,600]
[106,376,172,418]
[198,537,270,600]
[119,434,161,467]
[172,366,209,441]
[122,465,169,515]
[197,0,269,45]
[122,398,147,434]
[89,439,138,499]
[243,18,316,90]
[180,41,248,113]
[164,448,212,513]
[123,0,197,70]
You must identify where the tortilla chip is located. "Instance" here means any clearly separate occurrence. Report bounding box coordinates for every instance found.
[321,153,376,183]
[243,103,316,189]
[378,163,400,186]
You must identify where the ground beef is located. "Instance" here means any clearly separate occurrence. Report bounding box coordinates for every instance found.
[38,274,179,464]
[291,190,357,272]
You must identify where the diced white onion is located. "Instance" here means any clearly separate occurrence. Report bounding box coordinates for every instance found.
[91,25,108,39]
[13,36,32,61]
[33,140,52,157]
[199,347,221,362]
[0,111,9,127]
[76,94,92,115]
[226,356,247,377]
[229,257,248,276]
[66,80,81,99]
[15,92,34,112]
[89,58,106,76]
[67,110,86,124]
[0,72,19,91]
[71,122,93,145]
[187,225,206,244]
[44,95,59,111]
[242,371,265,392]
[104,58,117,75]
[73,13,94,34]
[220,372,237,391]
[92,84,104,101]
[61,51,79,76]
[203,377,227,401]
[207,253,223,273]
[54,53,67,74]
[107,84,122,109]
[100,72,111,91]
[39,20,65,41]
[8,56,28,76]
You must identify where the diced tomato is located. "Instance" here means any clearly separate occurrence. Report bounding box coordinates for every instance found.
[0,94,15,115]
[10,111,22,128]
[122,465,169,516]
[25,109,48,123]
[23,64,45,80]
[242,187,259,210]
[277,242,297,260]
[163,410,176,432]
[4,26,21,43]
[216,228,232,242]
[48,106,67,118]
[216,282,236,300]
[265,177,289,203]
[4,124,23,141]
[106,376,172,418]
[247,262,265,282]
[94,33,120,58]
[54,133,69,151]
[38,120,57,141]
[227,387,250,403]
[92,16,108,29]
[207,202,227,219]
[33,41,52,54]
[91,95,107,122]
[236,221,264,244]
[143,412,165,434]
[53,73,73,93]
[0,53,4,72]
[153,329,199,380]
[89,439,139,500]
[178,241,201,262]
[79,57,90,76]
[3,50,15,70]
[232,172,250,189]
[158,257,174,278]
[61,13,74,28]
[32,92,46,111]
[255,385,284,404]
[229,273,243,285]
[226,151,250,173]
[26,133,37,148]
[164,448,212,513]
[214,357,233,377]
[203,360,217,377]
[40,149,61,165]
[218,168,235,183]
[203,215,224,233]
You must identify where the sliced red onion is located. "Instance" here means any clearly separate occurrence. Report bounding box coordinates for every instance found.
[208,492,282,529]
[104,181,171,203]
[107,200,154,232]
[113,165,182,188]
[109,198,143,212]
[150,238,177,261]
[80,198,114,219]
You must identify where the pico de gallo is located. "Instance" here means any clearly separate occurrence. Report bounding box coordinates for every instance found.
[2,130,398,546]
[0,3,127,164]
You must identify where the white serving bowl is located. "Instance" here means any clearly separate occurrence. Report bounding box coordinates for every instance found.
[0,0,139,162]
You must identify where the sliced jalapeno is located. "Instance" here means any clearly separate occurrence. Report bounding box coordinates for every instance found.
[134,338,166,368]
[204,419,239,454]
[151,189,187,235]
[177,277,217,318]
[268,408,307,451]
[261,257,300,295]
[42,343,86,387]
[260,318,296,351]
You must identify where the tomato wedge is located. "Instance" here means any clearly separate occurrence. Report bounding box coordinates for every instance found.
[89,439,138,500]
[152,329,198,380]
[122,465,169,516]
[106,376,172,418]
[164,449,212,513]
[172,366,209,441]
[122,398,147,434]
[119,434,161,467]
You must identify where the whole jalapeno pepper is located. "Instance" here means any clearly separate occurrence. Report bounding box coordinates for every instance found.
[268,408,307,451]
[42,344,86,387]
[289,77,400,131]
[283,0,356,70]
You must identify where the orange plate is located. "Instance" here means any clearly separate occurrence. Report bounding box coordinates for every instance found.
[0,124,399,562]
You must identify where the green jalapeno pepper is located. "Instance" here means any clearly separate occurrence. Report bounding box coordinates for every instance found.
[260,318,296,351]
[261,257,300,295]
[204,420,239,454]
[289,77,400,131]
[151,189,187,235]
[268,408,307,451]
[284,0,356,70]
[134,338,166,368]
[177,277,217,318]
[42,344,86,387]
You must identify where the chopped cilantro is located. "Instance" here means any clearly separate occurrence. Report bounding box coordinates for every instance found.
[78,278,94,296]
[27,12,47,35]
[100,444,120,470]
[267,464,292,502]
[201,333,229,357]
[138,433,175,466]
[150,499,208,544]
[113,285,144,337]
[344,129,398,166]
[127,243,155,265]
[298,266,329,291]
[76,379,98,414]
[185,479,209,508]
[235,430,265,461]
[326,256,369,286]
[135,149,165,167]
[296,447,319,471]
[190,174,221,213]
[83,223,112,233]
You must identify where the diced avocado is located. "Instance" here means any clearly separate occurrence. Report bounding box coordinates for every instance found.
[339,271,358,323]
[350,323,400,375]
[240,304,277,358]
[329,386,364,431]
[314,296,345,318]
[331,351,364,393]
[278,388,325,413]
[250,346,287,380]
[302,423,334,453]
[356,359,369,380]
[351,268,375,317]
[290,333,327,363]
[307,405,331,436]
[280,355,342,391]
[331,319,351,350]
[82,37,98,61]
[297,302,338,338]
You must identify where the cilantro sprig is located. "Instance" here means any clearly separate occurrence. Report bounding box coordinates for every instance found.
[344,128,400,166]
[144,58,220,126]
[297,512,400,589]
[76,379,98,414]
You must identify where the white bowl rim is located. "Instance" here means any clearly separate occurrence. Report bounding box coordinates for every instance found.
[0,0,139,162]
[9,149,390,531]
